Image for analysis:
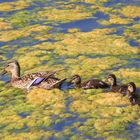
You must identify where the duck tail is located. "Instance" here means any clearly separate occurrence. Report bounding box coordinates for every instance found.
[51,78,67,88]
[46,68,66,78]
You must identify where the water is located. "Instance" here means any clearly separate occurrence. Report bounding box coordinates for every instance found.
[0,0,140,139]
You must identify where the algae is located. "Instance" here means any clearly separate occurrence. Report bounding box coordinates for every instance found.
[0,0,140,139]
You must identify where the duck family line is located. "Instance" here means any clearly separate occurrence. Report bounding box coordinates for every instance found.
[0,60,139,106]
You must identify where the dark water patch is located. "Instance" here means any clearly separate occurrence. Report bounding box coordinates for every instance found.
[113,28,124,36]
[129,58,140,69]
[52,91,86,132]
[0,103,5,106]
[113,58,140,70]
[58,18,103,33]
[94,11,109,20]
[72,1,94,7]
[128,123,139,130]
[18,112,30,118]
[14,9,107,32]
[105,24,133,36]
[0,42,7,47]
[134,17,140,22]
[0,70,10,82]
[116,123,140,139]
[0,0,18,3]
[105,0,140,7]
[61,82,75,91]
[53,116,77,131]
[129,40,139,47]
[5,50,15,59]
[58,11,109,33]
[53,115,86,132]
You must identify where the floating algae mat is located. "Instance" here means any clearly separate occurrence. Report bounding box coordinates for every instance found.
[0,0,140,139]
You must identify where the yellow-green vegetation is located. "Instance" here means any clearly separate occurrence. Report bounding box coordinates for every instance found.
[37,7,93,23]
[121,6,140,18]
[0,0,140,139]
[69,90,140,137]
[100,15,133,25]
[0,0,31,12]
[0,21,13,30]
[71,0,111,4]
[8,11,38,28]
[124,23,140,43]
[114,69,140,87]
[0,25,52,42]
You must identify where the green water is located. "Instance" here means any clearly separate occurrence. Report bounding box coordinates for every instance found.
[0,0,140,139]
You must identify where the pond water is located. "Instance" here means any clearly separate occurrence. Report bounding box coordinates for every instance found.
[0,0,140,140]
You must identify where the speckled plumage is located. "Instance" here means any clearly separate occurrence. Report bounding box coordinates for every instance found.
[107,74,128,95]
[2,60,66,90]
[127,82,140,106]
[69,75,109,89]
[37,78,67,90]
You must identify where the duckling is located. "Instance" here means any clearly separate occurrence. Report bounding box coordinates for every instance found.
[69,74,109,89]
[1,60,66,90]
[127,82,140,106]
[107,74,127,95]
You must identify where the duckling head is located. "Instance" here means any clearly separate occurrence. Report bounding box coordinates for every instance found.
[69,75,81,85]
[127,82,136,94]
[107,74,117,86]
[2,60,20,78]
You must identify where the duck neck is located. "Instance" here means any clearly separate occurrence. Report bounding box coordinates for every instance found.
[11,66,20,80]
[76,83,81,88]
[111,79,117,87]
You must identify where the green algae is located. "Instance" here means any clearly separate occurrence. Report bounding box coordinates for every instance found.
[99,15,133,25]
[0,0,31,12]
[0,0,140,139]
[37,7,94,23]
[69,90,140,137]
[114,69,140,87]
[70,0,111,5]
[120,6,140,18]
[8,11,38,28]
[0,25,52,42]
[124,23,140,42]
[0,21,13,30]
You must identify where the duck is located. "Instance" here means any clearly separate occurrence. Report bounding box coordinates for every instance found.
[37,76,66,90]
[69,74,109,89]
[107,74,128,95]
[1,60,66,90]
[127,82,140,106]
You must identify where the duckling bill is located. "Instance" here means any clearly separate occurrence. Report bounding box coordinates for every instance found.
[69,74,109,89]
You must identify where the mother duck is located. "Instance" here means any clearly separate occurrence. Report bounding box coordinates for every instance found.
[1,60,66,90]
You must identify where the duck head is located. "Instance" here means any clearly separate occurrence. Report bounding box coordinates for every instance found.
[127,82,136,94]
[69,75,81,86]
[1,60,20,79]
[107,74,117,86]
